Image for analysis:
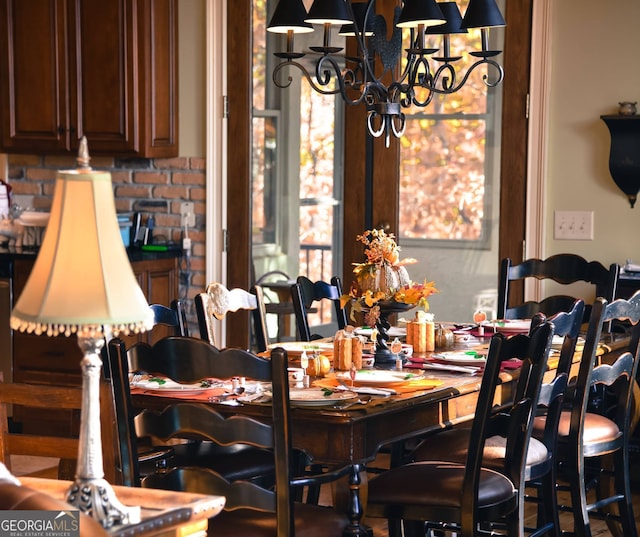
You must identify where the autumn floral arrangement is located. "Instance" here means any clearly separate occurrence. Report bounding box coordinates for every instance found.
[341,229,438,327]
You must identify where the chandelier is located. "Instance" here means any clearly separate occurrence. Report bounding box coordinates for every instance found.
[267,0,506,147]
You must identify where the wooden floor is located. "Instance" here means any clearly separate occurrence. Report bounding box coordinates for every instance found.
[11,455,640,535]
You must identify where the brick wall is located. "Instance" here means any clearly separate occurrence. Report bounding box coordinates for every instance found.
[6,153,207,331]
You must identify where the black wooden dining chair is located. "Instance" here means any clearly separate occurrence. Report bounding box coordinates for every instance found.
[290,275,348,341]
[497,254,619,324]
[194,282,269,352]
[105,336,277,489]
[365,320,555,537]
[409,299,585,537]
[534,292,640,537]
[132,345,352,537]
[150,299,189,337]
[101,300,191,485]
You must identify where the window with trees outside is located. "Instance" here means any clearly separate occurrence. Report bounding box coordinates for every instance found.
[399,0,503,247]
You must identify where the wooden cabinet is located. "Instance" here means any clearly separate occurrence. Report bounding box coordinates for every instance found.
[11,253,179,432]
[0,0,178,157]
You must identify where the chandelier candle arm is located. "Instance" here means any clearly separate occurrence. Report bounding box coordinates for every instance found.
[267,0,506,146]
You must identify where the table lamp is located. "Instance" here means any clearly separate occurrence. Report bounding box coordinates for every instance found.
[10,137,154,527]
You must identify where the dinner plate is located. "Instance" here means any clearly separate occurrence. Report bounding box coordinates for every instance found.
[289,388,358,407]
[132,379,211,395]
[429,352,487,367]
[489,319,531,334]
[335,369,423,387]
[354,326,406,338]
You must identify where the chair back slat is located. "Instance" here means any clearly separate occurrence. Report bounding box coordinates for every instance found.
[149,299,189,337]
[195,283,268,352]
[497,254,619,324]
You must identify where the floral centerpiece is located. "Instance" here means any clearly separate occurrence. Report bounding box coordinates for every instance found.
[341,229,438,328]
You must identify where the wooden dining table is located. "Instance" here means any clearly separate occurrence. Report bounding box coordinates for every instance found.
[130,331,631,537]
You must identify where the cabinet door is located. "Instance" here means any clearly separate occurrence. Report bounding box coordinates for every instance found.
[0,0,71,152]
[69,0,137,154]
[137,0,179,157]
[0,0,177,157]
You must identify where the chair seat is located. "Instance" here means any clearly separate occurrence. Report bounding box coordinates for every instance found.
[367,461,516,515]
[412,427,550,481]
[210,502,350,537]
[533,410,622,455]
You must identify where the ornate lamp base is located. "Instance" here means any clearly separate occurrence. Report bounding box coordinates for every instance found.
[66,477,140,527]
[373,301,414,368]
[69,336,140,528]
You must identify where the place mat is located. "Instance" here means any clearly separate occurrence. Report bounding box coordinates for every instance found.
[131,385,222,401]
[314,374,443,394]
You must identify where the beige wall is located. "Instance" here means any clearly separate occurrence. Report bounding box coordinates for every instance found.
[178,0,206,158]
[545,0,640,266]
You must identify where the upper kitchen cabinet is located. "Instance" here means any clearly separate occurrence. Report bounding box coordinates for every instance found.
[0,0,178,157]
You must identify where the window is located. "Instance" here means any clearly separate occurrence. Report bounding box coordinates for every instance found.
[252,0,344,333]
[399,2,503,248]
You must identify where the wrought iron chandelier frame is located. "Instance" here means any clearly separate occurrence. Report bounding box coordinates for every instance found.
[269,0,505,147]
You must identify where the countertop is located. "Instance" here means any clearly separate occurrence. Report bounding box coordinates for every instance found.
[0,245,181,265]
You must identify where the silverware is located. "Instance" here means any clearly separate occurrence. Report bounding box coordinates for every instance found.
[334,395,372,409]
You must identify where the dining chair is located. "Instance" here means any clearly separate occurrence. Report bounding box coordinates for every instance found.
[150,299,189,337]
[105,336,277,489]
[497,254,619,324]
[132,345,352,536]
[0,382,119,484]
[365,320,555,537]
[409,300,585,537]
[194,282,269,353]
[533,292,640,537]
[101,300,191,485]
[255,270,297,341]
[290,275,348,341]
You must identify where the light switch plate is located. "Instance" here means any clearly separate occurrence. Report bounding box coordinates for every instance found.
[180,202,195,227]
[554,210,594,240]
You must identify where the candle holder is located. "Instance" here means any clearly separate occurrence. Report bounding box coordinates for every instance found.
[370,301,414,368]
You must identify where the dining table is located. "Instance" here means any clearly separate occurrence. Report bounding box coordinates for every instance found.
[130,326,631,537]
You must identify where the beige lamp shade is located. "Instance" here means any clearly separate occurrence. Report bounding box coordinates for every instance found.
[11,169,154,337]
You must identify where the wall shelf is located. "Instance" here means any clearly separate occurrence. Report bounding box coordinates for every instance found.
[601,115,640,207]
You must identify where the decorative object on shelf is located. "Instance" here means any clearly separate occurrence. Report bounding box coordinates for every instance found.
[601,114,640,207]
[10,137,154,528]
[618,101,637,116]
[343,228,437,366]
[267,0,506,147]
